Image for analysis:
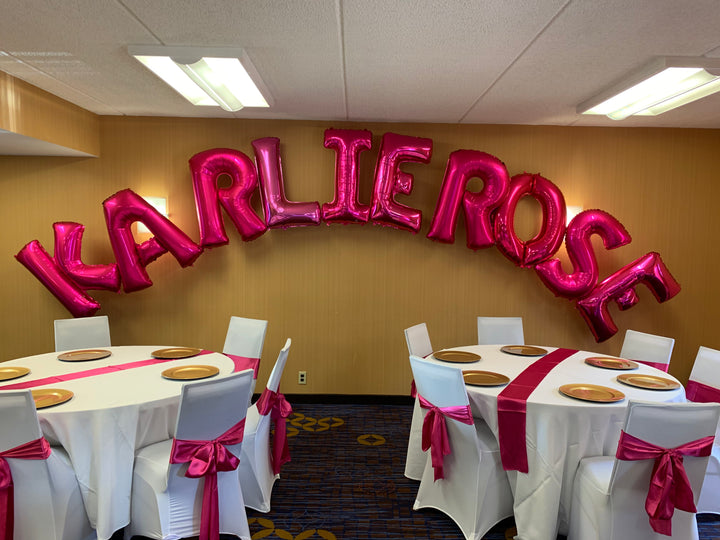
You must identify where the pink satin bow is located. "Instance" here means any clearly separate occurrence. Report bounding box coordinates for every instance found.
[256,388,293,475]
[686,380,720,403]
[616,430,715,536]
[418,395,473,480]
[170,419,246,540]
[0,437,52,540]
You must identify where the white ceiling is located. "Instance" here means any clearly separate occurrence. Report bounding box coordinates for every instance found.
[2,0,720,155]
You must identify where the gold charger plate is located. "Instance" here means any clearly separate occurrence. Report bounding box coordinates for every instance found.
[57,349,111,361]
[0,366,30,381]
[616,373,681,390]
[559,384,625,403]
[151,347,202,359]
[161,365,220,381]
[31,388,73,409]
[585,357,639,370]
[500,345,548,357]
[463,370,510,387]
[433,350,481,363]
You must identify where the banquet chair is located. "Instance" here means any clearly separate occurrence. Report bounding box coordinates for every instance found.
[619,329,675,372]
[54,314,111,351]
[404,323,434,481]
[222,316,268,359]
[410,355,514,540]
[239,338,292,512]
[568,400,720,540]
[476,316,524,345]
[0,390,95,540]
[126,370,254,540]
[687,346,720,514]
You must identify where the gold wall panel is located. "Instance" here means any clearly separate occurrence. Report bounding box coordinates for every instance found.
[1,116,719,395]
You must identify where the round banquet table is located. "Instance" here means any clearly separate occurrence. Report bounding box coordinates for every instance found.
[0,345,245,540]
[423,344,686,540]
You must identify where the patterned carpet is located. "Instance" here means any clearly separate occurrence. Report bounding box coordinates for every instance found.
[126,400,720,539]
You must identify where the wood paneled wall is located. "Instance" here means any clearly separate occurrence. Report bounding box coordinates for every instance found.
[2,116,719,395]
[0,72,99,156]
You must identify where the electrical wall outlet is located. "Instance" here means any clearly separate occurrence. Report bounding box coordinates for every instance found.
[298,370,307,384]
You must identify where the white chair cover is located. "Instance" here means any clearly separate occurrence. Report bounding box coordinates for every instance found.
[568,400,720,540]
[619,329,675,371]
[476,316,524,345]
[240,338,292,512]
[0,390,94,540]
[688,346,720,514]
[126,370,254,540]
[222,316,268,359]
[54,315,111,352]
[410,355,514,540]
[404,323,434,481]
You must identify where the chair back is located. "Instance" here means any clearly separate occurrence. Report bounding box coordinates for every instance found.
[619,329,674,370]
[409,355,468,409]
[608,401,720,538]
[223,316,268,358]
[477,316,524,345]
[0,390,43,452]
[405,323,433,358]
[174,369,255,441]
[54,315,111,351]
[689,346,720,389]
[266,338,291,393]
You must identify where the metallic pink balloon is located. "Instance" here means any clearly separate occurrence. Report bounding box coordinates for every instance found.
[15,240,101,317]
[370,132,432,233]
[535,210,632,298]
[427,150,509,248]
[103,189,203,292]
[189,148,267,246]
[53,222,121,291]
[494,173,566,267]
[252,137,321,228]
[576,252,681,342]
[322,129,372,223]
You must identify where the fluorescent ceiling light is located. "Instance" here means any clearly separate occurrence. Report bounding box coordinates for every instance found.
[578,57,720,120]
[128,45,271,112]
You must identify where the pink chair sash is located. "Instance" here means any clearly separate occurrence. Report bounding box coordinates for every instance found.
[497,348,577,472]
[170,419,246,540]
[686,380,720,403]
[633,359,669,372]
[255,388,293,475]
[616,430,715,536]
[410,379,417,399]
[417,395,473,481]
[0,437,52,540]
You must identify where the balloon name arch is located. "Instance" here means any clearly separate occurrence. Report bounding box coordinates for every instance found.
[16,129,680,342]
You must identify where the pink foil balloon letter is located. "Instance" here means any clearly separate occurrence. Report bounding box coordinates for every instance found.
[575,252,681,342]
[252,137,321,228]
[370,132,432,233]
[53,222,121,291]
[322,129,372,224]
[535,209,632,298]
[103,189,203,292]
[494,173,566,267]
[15,240,101,317]
[190,148,267,246]
[427,150,509,248]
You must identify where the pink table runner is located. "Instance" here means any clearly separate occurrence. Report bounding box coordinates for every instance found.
[0,350,259,391]
[497,347,578,473]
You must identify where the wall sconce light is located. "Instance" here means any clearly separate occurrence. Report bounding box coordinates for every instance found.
[566,205,583,226]
[128,45,272,111]
[137,197,167,233]
[578,56,720,120]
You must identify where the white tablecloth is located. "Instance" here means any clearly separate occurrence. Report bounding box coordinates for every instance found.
[425,345,686,540]
[0,345,236,540]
